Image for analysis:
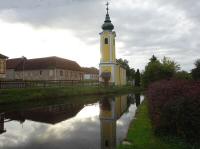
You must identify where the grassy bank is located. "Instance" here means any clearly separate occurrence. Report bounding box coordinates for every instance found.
[118,100,192,149]
[0,86,140,105]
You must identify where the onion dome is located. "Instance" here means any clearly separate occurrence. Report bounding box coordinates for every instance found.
[102,2,114,31]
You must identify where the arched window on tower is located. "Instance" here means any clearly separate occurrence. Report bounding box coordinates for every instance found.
[105,38,108,44]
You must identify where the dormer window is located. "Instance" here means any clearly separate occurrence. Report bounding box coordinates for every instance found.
[105,38,108,44]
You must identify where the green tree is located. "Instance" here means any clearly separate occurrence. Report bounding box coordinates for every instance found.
[150,54,158,62]
[191,59,200,80]
[117,58,129,69]
[174,71,192,80]
[128,68,135,81]
[142,55,180,88]
[116,58,135,81]
[142,56,162,88]
[162,56,180,72]
[135,69,141,87]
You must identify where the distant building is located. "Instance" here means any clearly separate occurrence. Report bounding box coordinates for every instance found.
[99,4,126,86]
[82,67,99,80]
[6,56,83,80]
[0,53,8,80]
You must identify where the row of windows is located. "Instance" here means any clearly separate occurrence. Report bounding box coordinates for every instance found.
[59,70,82,78]
[13,69,84,80]
[27,70,82,78]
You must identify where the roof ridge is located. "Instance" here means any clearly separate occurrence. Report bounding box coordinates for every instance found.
[0,53,8,59]
[28,56,77,63]
[8,56,82,71]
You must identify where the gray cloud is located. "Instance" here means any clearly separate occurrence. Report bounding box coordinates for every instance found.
[0,0,199,71]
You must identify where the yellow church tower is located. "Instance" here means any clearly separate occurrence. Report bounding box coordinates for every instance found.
[99,97,117,149]
[99,2,126,86]
[99,95,129,149]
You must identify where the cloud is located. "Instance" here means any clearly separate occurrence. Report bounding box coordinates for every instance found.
[0,0,199,71]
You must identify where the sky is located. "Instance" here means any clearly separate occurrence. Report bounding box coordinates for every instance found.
[0,0,199,71]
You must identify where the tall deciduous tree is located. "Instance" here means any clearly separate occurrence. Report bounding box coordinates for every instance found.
[191,59,200,80]
[116,58,135,81]
[142,55,180,88]
[135,69,141,87]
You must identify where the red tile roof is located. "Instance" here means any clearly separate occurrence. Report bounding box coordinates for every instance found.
[7,56,82,71]
[0,54,8,59]
[6,58,25,69]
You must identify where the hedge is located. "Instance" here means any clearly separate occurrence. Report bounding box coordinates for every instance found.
[147,80,200,144]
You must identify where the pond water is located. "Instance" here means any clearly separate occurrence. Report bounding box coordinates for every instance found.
[0,93,143,149]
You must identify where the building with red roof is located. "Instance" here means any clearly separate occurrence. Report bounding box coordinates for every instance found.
[6,56,83,80]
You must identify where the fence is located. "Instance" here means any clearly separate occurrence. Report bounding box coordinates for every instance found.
[0,80,107,89]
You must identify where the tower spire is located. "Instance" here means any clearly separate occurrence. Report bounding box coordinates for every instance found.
[106,2,109,14]
[102,1,114,31]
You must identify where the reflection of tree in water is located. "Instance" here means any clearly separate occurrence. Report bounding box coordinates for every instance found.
[127,94,135,104]
[127,93,141,107]
[0,113,6,134]
[126,95,132,108]
[135,93,141,107]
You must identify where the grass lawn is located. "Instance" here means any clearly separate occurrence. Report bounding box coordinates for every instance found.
[118,100,192,149]
[0,86,142,105]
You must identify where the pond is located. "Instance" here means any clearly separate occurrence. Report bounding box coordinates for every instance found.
[0,93,143,149]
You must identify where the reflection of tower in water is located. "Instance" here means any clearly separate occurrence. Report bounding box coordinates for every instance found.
[135,93,141,107]
[0,113,6,134]
[100,97,116,149]
[99,95,129,149]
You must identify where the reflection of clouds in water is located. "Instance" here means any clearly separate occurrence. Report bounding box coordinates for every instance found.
[0,104,101,149]
[140,96,145,102]
[0,96,143,149]
[116,104,137,144]
[43,116,100,140]
[1,120,47,145]
[76,103,100,118]
[2,117,101,149]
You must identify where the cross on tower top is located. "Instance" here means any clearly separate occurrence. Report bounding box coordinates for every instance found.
[106,2,109,14]
[102,1,114,31]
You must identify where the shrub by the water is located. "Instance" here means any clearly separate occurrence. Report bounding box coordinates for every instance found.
[147,80,200,144]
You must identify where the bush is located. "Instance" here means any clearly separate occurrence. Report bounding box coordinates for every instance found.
[147,80,200,144]
[142,55,180,88]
